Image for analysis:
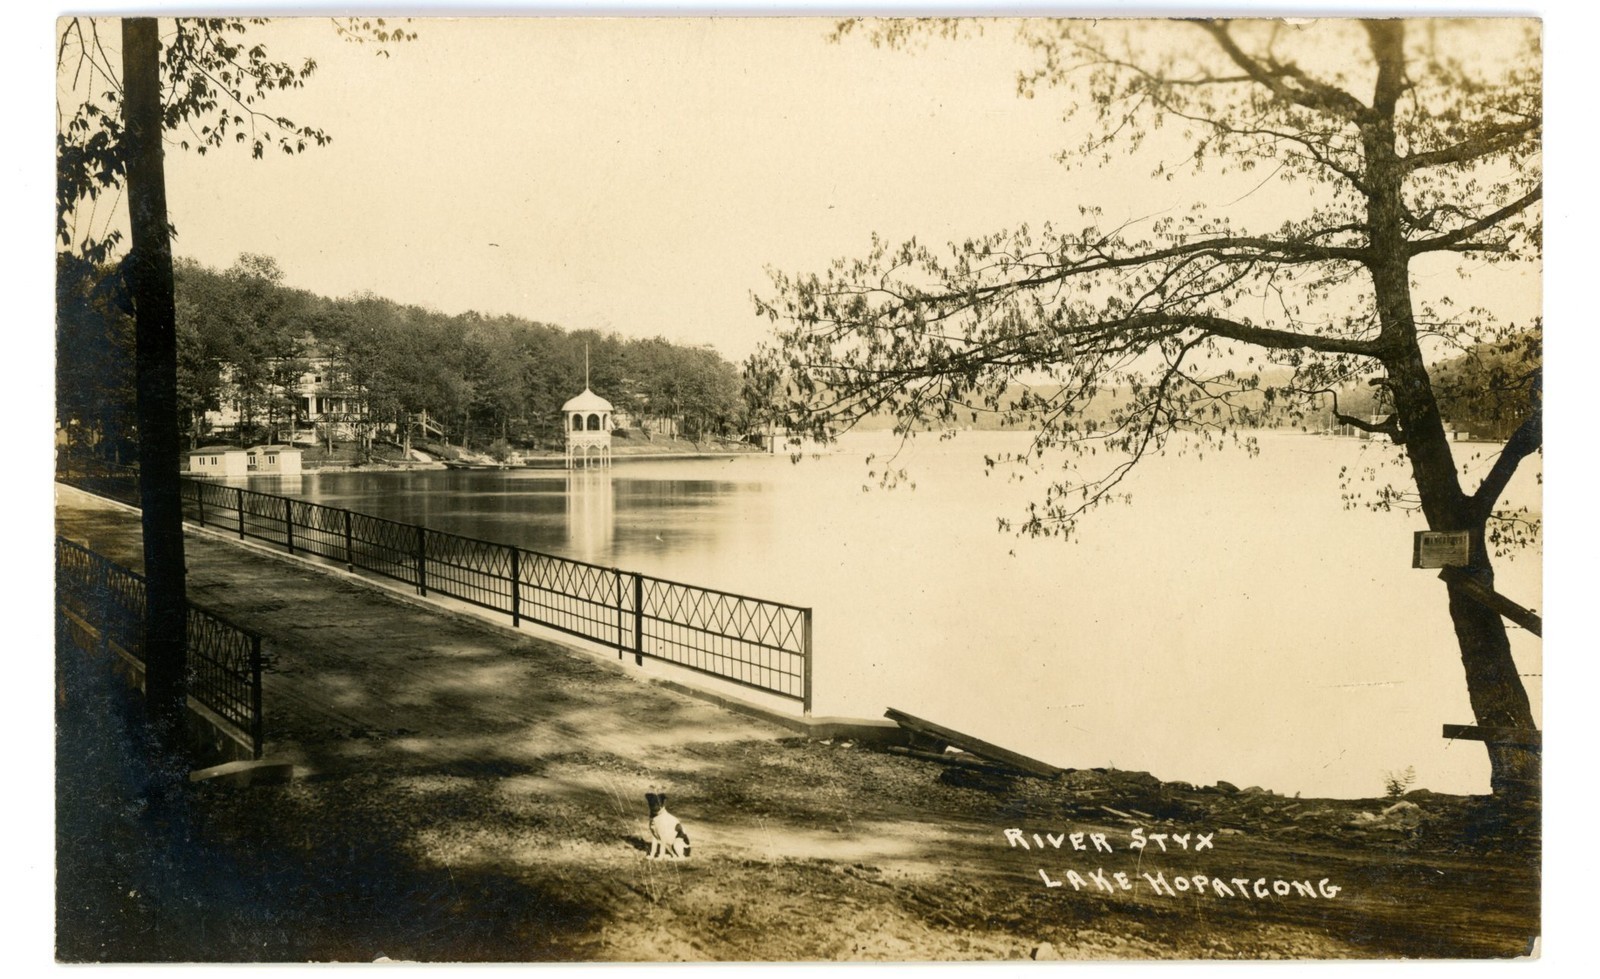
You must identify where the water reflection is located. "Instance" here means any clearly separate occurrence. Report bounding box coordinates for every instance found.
[244,474,303,495]
[564,470,614,563]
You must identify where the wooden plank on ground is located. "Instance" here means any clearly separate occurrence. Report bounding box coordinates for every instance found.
[885,708,1061,778]
[887,746,1019,774]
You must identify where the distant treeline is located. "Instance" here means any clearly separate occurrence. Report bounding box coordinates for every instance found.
[55,251,1538,460]
[845,331,1541,441]
[57,253,756,458]
[1331,331,1541,441]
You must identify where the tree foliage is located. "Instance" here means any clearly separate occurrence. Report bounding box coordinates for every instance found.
[57,16,413,764]
[58,256,753,452]
[754,18,1539,536]
[56,255,137,460]
[1430,329,1541,443]
[57,16,421,447]
[752,18,1542,795]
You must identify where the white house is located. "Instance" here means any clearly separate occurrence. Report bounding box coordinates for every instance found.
[293,349,362,435]
[201,345,364,440]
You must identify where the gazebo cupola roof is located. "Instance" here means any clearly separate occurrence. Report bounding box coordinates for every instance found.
[562,388,614,414]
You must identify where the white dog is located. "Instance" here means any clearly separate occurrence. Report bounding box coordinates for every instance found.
[646,792,691,859]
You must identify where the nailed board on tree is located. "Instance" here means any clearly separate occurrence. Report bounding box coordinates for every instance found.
[1442,724,1543,749]
[884,708,1062,778]
[1437,567,1543,637]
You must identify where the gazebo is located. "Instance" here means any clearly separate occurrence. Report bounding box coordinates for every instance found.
[563,387,614,469]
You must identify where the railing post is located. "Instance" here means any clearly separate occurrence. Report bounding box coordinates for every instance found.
[614,570,625,659]
[250,634,264,760]
[96,555,113,660]
[415,526,428,596]
[343,509,355,570]
[284,499,295,555]
[510,548,522,628]
[195,481,206,527]
[633,573,645,666]
[802,608,814,717]
[95,550,110,617]
[236,488,246,540]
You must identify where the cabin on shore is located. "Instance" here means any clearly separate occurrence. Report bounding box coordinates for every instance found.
[563,388,614,469]
[187,445,251,477]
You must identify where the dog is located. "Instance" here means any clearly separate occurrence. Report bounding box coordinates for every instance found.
[645,792,691,859]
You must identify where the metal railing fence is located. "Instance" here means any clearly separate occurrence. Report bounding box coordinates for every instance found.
[57,459,813,711]
[54,536,265,757]
[183,478,813,710]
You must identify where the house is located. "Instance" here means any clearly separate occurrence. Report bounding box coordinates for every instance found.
[293,348,362,436]
[201,343,366,440]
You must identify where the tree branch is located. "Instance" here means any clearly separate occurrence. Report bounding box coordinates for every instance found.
[1470,368,1542,519]
[1408,187,1542,255]
[1140,313,1383,358]
[1402,118,1541,172]
[1196,21,1369,121]
[1307,387,1405,443]
[887,231,1373,318]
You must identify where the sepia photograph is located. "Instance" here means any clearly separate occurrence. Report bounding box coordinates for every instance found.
[44,1,1561,965]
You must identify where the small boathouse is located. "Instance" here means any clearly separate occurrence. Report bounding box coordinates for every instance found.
[187,445,251,477]
[246,444,303,475]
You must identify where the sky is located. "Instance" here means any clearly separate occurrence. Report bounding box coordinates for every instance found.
[52,13,1228,362]
[147,15,1077,360]
[18,2,1600,975]
[52,9,1543,365]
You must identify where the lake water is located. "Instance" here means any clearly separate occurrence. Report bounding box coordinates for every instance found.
[259,431,1542,798]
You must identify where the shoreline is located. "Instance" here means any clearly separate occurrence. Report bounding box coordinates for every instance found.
[190,447,774,476]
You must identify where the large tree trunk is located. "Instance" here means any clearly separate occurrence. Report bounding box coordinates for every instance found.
[1381,293,1539,798]
[1360,22,1539,799]
[122,17,190,766]
[1446,569,1540,797]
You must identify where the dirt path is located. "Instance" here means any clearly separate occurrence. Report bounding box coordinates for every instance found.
[55,485,1539,962]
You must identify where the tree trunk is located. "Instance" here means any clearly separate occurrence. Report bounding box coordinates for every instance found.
[1445,567,1540,797]
[1357,26,1540,799]
[1379,290,1539,798]
[122,17,190,766]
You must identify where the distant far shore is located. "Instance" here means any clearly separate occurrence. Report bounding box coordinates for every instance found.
[172,432,774,476]
[295,448,769,475]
